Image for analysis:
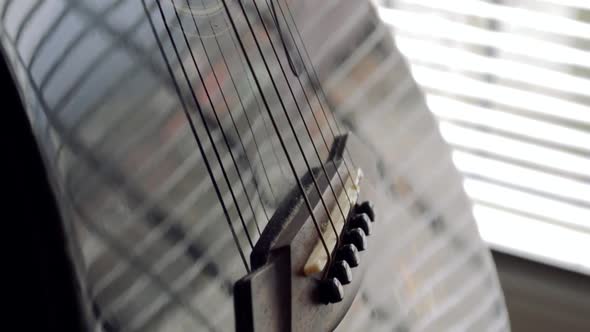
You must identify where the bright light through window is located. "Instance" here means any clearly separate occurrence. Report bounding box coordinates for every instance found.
[376,0,590,275]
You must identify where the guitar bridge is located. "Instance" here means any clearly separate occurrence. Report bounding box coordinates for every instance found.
[234,134,376,332]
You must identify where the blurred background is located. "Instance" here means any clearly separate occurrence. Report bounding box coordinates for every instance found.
[375,0,590,331]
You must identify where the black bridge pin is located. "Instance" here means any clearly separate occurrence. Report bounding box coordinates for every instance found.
[336,243,360,268]
[330,260,352,285]
[344,228,367,251]
[320,277,344,304]
[356,201,375,222]
[350,213,372,235]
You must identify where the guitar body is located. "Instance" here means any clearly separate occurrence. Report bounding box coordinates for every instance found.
[0,0,508,331]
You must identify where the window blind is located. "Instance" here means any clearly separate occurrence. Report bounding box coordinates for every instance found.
[376,0,590,275]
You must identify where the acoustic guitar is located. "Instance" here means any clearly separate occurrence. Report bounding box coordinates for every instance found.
[0,0,509,330]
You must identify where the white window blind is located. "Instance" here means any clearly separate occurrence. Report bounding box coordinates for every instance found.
[376,0,590,275]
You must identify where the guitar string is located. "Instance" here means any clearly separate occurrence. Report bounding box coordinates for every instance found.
[269,0,357,184]
[230,0,347,269]
[157,0,260,248]
[179,0,277,227]
[264,0,357,233]
[270,2,368,254]
[175,0,293,214]
[231,0,365,273]
[267,0,300,77]
[186,0,277,210]
[245,0,351,253]
[277,0,359,173]
[218,4,294,192]
[232,0,343,264]
[151,0,251,270]
[219,0,333,272]
[169,0,265,237]
[187,0,332,256]
[158,0,355,274]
